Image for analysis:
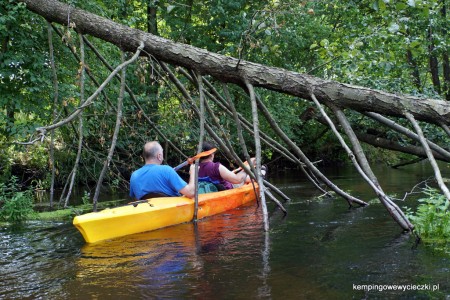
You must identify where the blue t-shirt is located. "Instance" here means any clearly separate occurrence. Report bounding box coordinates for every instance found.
[129,164,188,199]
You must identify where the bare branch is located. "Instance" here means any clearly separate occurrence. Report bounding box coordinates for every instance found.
[35,40,145,137]
[405,112,450,202]
[194,72,206,221]
[311,93,413,230]
[64,32,85,208]
[47,21,58,208]
[364,112,450,160]
[440,122,450,138]
[254,91,366,206]
[245,79,269,231]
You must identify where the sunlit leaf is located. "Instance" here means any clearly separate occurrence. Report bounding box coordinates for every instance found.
[167,5,175,13]
[388,23,399,33]
[319,39,329,47]
[396,2,407,10]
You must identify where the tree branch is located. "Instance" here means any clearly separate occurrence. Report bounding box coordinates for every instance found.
[245,79,269,231]
[35,40,145,137]
[405,112,450,202]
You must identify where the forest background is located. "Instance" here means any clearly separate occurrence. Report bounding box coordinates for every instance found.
[0,0,449,212]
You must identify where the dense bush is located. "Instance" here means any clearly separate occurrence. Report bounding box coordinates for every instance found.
[0,176,35,222]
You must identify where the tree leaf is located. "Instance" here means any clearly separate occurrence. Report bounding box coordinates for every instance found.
[388,23,399,33]
[167,5,176,14]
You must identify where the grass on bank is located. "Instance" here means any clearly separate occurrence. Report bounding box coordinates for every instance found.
[0,176,127,222]
[32,199,127,221]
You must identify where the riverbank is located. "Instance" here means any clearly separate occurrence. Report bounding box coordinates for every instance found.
[30,199,128,221]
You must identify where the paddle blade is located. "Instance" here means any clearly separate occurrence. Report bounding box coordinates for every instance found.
[174,148,217,171]
[193,148,217,160]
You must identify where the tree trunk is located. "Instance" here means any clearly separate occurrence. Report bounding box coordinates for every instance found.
[442,1,450,100]
[145,0,160,123]
[406,49,422,91]
[443,51,450,101]
[147,1,158,35]
[20,0,450,126]
[47,22,58,208]
[428,27,441,94]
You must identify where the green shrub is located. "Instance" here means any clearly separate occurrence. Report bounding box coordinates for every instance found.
[0,137,13,182]
[406,187,450,253]
[81,190,91,205]
[0,176,35,222]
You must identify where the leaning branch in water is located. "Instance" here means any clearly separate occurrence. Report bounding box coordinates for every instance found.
[64,32,86,209]
[263,180,291,202]
[245,79,270,232]
[311,92,412,230]
[405,112,450,202]
[253,89,366,206]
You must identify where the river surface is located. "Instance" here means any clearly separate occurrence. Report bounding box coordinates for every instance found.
[1,163,449,299]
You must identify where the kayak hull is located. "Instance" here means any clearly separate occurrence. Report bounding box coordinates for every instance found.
[73,183,258,243]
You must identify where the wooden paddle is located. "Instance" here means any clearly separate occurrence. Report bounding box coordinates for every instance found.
[173,148,217,171]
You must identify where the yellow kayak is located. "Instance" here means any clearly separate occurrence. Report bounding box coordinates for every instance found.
[73,183,258,243]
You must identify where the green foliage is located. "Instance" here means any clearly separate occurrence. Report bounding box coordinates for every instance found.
[1,1,55,139]
[3,0,449,190]
[297,0,447,97]
[405,187,450,253]
[110,178,120,192]
[0,176,35,222]
[81,190,90,205]
[0,135,13,181]
[1,141,51,187]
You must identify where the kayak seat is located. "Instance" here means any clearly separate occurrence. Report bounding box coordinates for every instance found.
[140,192,171,200]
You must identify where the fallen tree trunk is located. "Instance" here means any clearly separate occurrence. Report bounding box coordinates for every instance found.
[19,0,450,126]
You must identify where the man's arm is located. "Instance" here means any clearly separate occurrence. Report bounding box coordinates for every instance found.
[179,164,196,198]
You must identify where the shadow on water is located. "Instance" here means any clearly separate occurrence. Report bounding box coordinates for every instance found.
[0,162,449,299]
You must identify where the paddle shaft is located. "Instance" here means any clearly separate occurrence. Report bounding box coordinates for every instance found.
[173,148,217,171]
[232,161,250,173]
[173,160,189,171]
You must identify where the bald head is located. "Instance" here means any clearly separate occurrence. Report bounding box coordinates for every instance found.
[143,141,163,164]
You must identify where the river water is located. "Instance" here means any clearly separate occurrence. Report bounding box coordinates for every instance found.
[1,163,448,299]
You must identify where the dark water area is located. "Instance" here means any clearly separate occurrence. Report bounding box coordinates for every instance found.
[1,162,449,299]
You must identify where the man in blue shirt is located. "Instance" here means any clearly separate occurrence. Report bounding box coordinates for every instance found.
[129,141,196,200]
